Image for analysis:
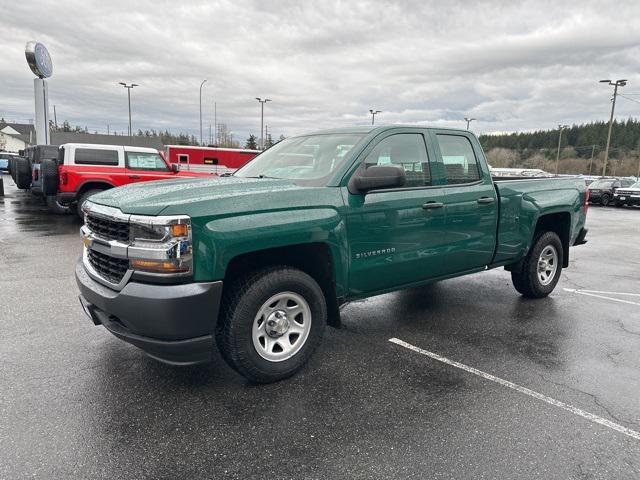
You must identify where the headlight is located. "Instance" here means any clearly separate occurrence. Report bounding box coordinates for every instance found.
[128,215,193,276]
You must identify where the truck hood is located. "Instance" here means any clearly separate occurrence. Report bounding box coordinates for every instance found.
[88,176,333,216]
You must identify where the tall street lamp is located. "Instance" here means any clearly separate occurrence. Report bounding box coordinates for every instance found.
[555,124,569,174]
[369,109,381,125]
[464,117,476,130]
[119,82,138,136]
[256,97,271,150]
[600,79,627,177]
[199,79,207,146]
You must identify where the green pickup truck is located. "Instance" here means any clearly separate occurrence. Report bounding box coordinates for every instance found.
[76,126,588,382]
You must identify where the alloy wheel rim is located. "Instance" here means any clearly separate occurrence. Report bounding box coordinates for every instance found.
[252,292,312,362]
[537,245,558,286]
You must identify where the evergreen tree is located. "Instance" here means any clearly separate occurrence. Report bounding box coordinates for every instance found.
[245,134,258,150]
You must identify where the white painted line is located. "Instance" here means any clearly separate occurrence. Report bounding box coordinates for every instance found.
[563,288,640,307]
[565,289,640,297]
[389,338,640,441]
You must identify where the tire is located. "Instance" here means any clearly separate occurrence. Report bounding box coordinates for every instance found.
[14,157,31,189]
[77,189,103,219]
[216,266,327,383]
[511,231,563,299]
[601,193,611,206]
[40,159,59,196]
[45,196,71,214]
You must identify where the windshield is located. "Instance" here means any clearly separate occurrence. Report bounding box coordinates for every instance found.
[589,180,614,189]
[234,134,365,186]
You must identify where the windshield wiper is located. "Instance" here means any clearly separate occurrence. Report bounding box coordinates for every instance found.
[244,174,279,179]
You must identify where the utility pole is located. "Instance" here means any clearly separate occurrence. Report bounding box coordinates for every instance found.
[209,124,212,145]
[214,101,217,145]
[199,79,207,146]
[119,82,139,136]
[256,98,271,150]
[107,124,110,135]
[53,104,58,129]
[369,109,381,125]
[600,79,627,177]
[555,124,568,175]
[588,144,595,175]
[464,117,476,130]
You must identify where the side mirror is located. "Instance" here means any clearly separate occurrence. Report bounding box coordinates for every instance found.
[171,163,180,173]
[349,165,406,194]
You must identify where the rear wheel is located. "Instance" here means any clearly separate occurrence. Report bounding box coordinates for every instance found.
[601,193,611,206]
[511,231,563,298]
[77,189,103,219]
[45,196,71,214]
[216,266,327,383]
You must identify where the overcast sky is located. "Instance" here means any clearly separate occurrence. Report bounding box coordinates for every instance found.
[1,0,639,142]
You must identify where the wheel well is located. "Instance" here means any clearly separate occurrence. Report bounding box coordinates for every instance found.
[77,182,113,198]
[534,212,571,267]
[224,243,341,327]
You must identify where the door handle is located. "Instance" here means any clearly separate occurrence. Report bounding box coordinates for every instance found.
[422,202,444,209]
[477,197,495,204]
[128,175,141,179]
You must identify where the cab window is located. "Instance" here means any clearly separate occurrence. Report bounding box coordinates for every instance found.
[436,134,482,184]
[363,133,431,188]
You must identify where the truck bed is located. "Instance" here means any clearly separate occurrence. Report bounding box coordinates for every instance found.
[491,176,587,266]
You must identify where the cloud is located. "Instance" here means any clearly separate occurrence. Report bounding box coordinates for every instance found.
[1,0,639,142]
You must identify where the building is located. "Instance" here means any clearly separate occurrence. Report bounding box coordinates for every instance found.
[0,121,164,152]
[50,132,163,150]
[0,123,35,152]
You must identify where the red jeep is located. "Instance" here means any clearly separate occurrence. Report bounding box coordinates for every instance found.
[40,143,211,215]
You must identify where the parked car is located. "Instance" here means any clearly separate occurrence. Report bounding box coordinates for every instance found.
[613,181,640,207]
[23,145,60,197]
[40,143,211,216]
[587,178,635,206]
[0,152,19,172]
[75,125,589,383]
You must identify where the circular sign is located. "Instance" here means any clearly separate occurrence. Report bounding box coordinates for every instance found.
[25,41,53,78]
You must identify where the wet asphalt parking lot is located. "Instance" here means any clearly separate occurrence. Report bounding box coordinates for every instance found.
[1,174,639,479]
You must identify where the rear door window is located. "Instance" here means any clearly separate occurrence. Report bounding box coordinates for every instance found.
[74,148,119,165]
[126,152,169,171]
[436,134,482,184]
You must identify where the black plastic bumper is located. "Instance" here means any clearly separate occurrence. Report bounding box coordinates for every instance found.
[57,192,77,205]
[573,227,588,246]
[75,260,223,365]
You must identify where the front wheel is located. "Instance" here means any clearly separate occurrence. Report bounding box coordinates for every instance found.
[511,231,563,298]
[216,266,327,383]
[601,193,611,206]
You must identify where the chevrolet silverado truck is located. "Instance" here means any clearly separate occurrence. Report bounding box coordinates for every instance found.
[75,126,588,383]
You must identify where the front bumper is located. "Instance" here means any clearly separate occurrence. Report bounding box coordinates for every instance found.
[614,194,640,205]
[75,259,223,365]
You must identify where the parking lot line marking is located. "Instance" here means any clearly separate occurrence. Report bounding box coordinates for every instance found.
[564,288,640,297]
[563,288,640,307]
[389,338,640,441]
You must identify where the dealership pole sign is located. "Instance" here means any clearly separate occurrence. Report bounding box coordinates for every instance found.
[25,41,52,144]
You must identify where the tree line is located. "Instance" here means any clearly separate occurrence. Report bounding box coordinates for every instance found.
[479,119,640,156]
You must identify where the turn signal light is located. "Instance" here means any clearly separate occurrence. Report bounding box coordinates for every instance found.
[170,224,189,237]
[130,259,189,273]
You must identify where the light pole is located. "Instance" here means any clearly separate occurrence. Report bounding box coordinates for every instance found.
[256,97,271,150]
[555,124,569,175]
[369,109,381,125]
[464,117,476,130]
[199,79,207,146]
[600,79,627,177]
[119,82,138,136]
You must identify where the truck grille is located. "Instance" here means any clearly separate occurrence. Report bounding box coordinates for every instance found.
[86,214,130,242]
[87,249,129,284]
